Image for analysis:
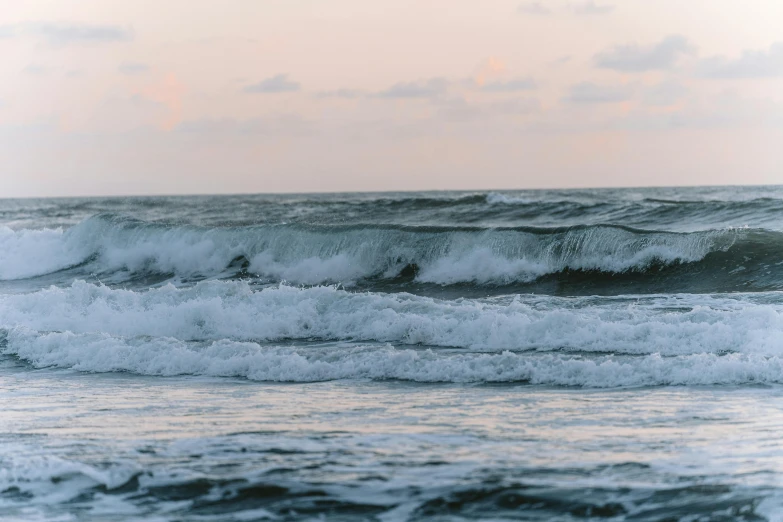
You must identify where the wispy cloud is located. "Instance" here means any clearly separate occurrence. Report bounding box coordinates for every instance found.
[22,64,48,76]
[473,57,506,86]
[376,78,449,99]
[480,77,537,92]
[614,93,783,131]
[316,89,365,99]
[571,1,614,16]
[0,22,134,46]
[564,82,634,104]
[594,35,695,72]
[0,26,16,39]
[118,62,150,75]
[177,115,309,136]
[133,73,185,130]
[244,74,301,93]
[642,81,689,107]
[699,43,783,79]
[517,2,551,15]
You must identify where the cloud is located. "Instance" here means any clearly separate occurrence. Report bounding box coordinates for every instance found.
[480,77,537,92]
[614,93,783,131]
[699,43,783,79]
[22,64,48,76]
[65,70,85,78]
[316,89,365,99]
[0,22,134,46]
[436,97,541,124]
[564,82,634,103]
[517,2,551,15]
[85,93,166,133]
[571,1,614,15]
[119,62,150,75]
[519,1,613,17]
[642,81,689,107]
[36,23,133,45]
[244,74,301,93]
[376,78,450,99]
[315,73,531,101]
[473,57,506,86]
[0,26,16,39]
[594,35,695,72]
[176,115,309,136]
[134,73,185,130]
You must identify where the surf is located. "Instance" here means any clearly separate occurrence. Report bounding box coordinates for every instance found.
[0,215,763,295]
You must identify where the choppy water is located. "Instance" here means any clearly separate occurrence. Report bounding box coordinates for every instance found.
[4,187,783,520]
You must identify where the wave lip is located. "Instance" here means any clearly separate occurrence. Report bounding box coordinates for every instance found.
[0,215,745,289]
[485,192,534,205]
[0,226,89,280]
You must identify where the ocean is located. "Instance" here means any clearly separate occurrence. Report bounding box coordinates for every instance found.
[3,186,783,521]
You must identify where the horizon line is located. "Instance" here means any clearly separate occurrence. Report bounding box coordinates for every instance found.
[3,181,781,200]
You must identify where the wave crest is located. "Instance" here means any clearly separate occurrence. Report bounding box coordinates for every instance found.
[0,215,743,290]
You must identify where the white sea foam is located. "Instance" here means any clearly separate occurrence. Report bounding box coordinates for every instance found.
[485,192,532,205]
[416,247,552,284]
[0,216,736,285]
[0,226,88,280]
[6,328,783,386]
[1,281,783,361]
[0,448,138,506]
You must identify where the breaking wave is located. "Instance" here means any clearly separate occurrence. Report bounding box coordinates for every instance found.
[9,329,783,386]
[5,328,783,386]
[3,214,775,294]
[2,281,782,353]
[2,281,783,386]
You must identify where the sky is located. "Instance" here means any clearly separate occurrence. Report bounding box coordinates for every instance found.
[1,0,783,197]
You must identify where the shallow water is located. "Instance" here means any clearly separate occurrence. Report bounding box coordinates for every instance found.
[6,363,783,521]
[4,187,783,520]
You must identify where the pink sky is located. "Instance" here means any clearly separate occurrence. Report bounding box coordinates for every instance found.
[1,0,783,196]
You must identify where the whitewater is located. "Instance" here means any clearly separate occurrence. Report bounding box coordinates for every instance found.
[5,187,783,521]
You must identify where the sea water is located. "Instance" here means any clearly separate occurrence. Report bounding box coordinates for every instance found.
[3,187,783,520]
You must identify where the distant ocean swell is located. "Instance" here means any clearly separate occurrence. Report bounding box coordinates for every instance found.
[10,191,781,229]
[3,214,777,293]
